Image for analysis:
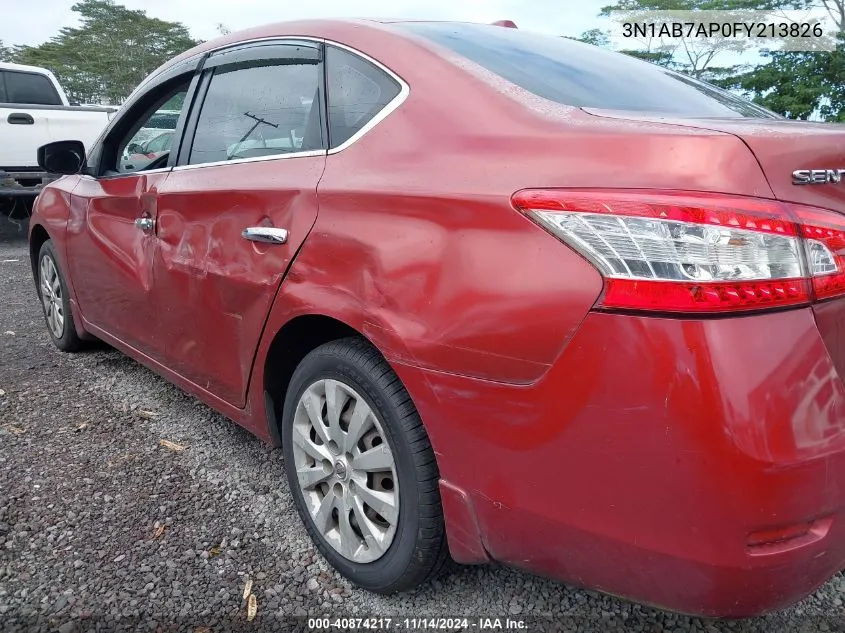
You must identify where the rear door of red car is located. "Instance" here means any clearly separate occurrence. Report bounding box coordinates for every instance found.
[153,41,327,407]
[67,63,201,359]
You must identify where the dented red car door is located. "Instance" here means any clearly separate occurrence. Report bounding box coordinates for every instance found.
[67,171,169,358]
[150,42,326,407]
[153,158,323,406]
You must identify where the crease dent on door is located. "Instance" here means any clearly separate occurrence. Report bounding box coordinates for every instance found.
[153,39,328,407]
[155,164,324,407]
[87,176,156,289]
[67,172,167,360]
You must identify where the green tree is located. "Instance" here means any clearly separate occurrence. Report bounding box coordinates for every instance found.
[0,40,10,62]
[12,0,198,104]
[723,42,845,120]
[570,26,679,67]
[598,0,775,76]
[571,28,612,47]
[597,0,845,119]
[621,48,678,66]
[719,0,845,119]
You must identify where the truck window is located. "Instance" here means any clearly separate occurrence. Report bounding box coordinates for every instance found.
[1,70,63,106]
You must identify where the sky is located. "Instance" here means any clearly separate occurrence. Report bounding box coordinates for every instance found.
[5,0,831,70]
[0,0,611,47]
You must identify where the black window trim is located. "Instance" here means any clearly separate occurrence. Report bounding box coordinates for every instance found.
[0,68,63,106]
[174,68,213,167]
[174,39,329,171]
[204,40,322,69]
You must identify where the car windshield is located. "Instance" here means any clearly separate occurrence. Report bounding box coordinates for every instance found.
[398,22,779,119]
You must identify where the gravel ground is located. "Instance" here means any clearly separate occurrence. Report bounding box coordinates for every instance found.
[1,237,844,633]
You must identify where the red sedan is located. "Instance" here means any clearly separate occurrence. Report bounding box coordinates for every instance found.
[28,19,845,617]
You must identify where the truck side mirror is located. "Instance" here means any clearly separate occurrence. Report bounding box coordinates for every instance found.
[37,140,86,175]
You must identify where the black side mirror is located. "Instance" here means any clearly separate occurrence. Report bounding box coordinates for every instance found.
[37,140,86,175]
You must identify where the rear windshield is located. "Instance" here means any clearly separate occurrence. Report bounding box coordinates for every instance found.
[398,22,779,119]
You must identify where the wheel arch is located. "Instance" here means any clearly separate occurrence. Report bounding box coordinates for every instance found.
[258,310,490,566]
[259,312,436,449]
[262,313,372,446]
[29,223,51,281]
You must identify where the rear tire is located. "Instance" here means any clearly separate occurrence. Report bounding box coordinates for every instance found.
[37,240,84,352]
[282,337,449,593]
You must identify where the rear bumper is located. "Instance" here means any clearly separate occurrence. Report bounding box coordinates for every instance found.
[410,307,845,617]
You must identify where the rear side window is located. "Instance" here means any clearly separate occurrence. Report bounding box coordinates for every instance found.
[188,62,322,165]
[2,70,62,106]
[326,46,402,149]
[399,22,778,119]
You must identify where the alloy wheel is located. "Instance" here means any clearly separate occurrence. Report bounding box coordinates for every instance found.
[291,378,399,564]
[39,254,64,339]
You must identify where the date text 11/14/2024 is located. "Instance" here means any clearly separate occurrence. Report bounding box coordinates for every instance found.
[308,617,529,630]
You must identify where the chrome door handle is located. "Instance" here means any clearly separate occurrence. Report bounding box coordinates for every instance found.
[135,216,154,233]
[242,227,288,244]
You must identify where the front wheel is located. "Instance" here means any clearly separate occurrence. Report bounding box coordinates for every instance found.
[36,240,84,352]
[282,337,449,593]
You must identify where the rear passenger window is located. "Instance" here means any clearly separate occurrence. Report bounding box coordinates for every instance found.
[3,70,62,106]
[326,46,402,149]
[188,62,322,165]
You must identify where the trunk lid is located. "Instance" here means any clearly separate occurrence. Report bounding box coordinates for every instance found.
[585,108,845,382]
[583,109,845,212]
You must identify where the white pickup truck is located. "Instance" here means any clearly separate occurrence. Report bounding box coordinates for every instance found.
[0,62,115,198]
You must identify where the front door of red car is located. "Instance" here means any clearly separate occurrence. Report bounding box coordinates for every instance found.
[70,172,167,354]
[67,74,195,358]
[153,42,327,407]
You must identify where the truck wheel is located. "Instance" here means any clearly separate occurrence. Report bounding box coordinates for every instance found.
[282,337,449,593]
[37,240,84,352]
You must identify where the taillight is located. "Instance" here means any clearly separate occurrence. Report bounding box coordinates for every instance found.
[793,205,845,301]
[512,189,845,314]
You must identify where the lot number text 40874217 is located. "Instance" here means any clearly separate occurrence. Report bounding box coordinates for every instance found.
[307,617,528,630]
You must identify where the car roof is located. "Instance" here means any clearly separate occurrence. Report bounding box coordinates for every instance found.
[152,18,493,77]
[134,19,515,108]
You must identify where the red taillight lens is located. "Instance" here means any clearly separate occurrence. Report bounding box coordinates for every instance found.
[512,189,845,313]
[793,206,845,301]
[602,278,810,313]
